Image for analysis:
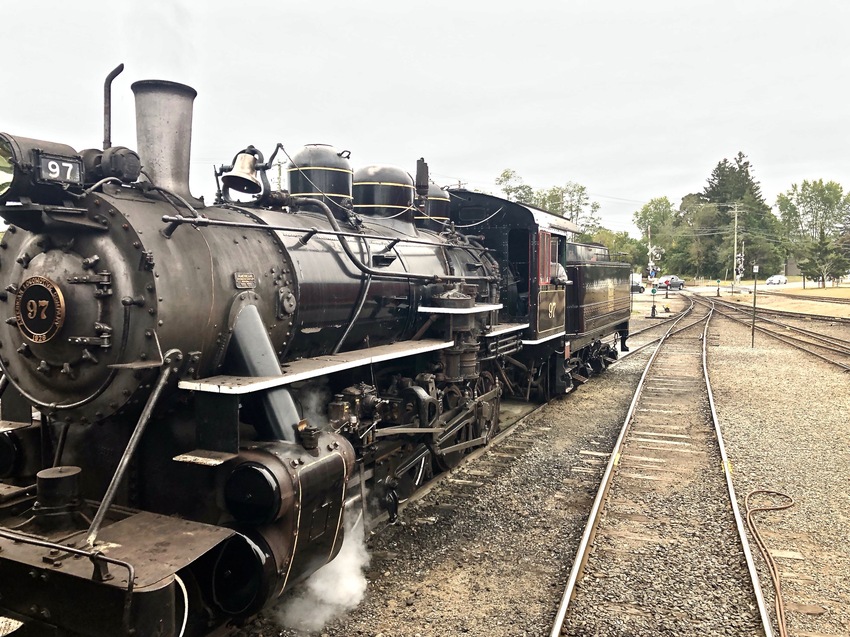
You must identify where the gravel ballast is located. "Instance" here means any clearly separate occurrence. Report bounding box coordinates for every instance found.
[246,352,651,636]
[243,293,849,636]
[709,315,850,636]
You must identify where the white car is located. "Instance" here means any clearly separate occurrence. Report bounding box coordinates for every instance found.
[766,274,787,285]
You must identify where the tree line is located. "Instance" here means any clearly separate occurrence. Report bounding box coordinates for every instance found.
[495,154,850,285]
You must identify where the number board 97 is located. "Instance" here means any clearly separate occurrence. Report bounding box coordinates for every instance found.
[35,151,83,186]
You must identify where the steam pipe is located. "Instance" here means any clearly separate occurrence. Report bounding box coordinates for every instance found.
[332,239,373,354]
[52,420,70,468]
[160,214,492,255]
[103,64,124,151]
[296,196,497,284]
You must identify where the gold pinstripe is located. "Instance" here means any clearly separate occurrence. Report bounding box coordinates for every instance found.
[353,181,415,189]
[353,204,411,210]
[289,192,350,198]
[287,166,353,174]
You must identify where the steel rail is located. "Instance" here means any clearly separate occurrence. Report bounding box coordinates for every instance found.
[626,312,681,338]
[755,289,850,305]
[701,297,850,353]
[691,296,850,371]
[749,316,850,353]
[705,293,850,324]
[550,301,775,637]
[613,298,698,359]
[549,303,697,636]
[701,305,775,637]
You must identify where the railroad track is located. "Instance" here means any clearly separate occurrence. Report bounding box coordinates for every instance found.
[380,398,543,524]
[255,295,845,637]
[705,291,850,324]
[551,300,774,636]
[259,345,654,636]
[631,293,850,372]
[690,295,850,372]
[754,289,850,305]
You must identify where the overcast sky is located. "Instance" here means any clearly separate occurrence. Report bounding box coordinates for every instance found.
[6,1,849,236]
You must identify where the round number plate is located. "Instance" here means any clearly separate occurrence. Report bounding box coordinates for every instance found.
[14,276,66,343]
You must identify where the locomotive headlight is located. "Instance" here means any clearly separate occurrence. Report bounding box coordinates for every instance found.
[0,133,83,204]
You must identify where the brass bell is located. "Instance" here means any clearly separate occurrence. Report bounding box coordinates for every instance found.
[221,152,262,194]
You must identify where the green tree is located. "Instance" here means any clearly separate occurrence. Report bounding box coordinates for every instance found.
[633,196,675,242]
[632,197,676,272]
[703,152,767,208]
[776,179,850,241]
[676,195,722,278]
[534,182,601,232]
[776,180,850,283]
[495,170,602,235]
[797,231,850,286]
[589,228,644,265]
[495,169,533,203]
[696,152,780,279]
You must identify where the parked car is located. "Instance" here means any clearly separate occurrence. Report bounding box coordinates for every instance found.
[766,274,787,285]
[631,282,645,293]
[655,275,685,290]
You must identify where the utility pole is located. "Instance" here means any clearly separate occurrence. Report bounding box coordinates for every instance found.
[731,203,739,296]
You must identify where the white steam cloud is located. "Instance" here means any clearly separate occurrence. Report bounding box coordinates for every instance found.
[277,515,371,631]
[297,381,331,428]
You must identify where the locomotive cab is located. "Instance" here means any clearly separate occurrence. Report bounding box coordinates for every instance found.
[444,189,630,400]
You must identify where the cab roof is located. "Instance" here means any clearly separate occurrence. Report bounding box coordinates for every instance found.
[447,189,581,235]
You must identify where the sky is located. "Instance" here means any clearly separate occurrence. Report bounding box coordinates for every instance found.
[4,0,849,237]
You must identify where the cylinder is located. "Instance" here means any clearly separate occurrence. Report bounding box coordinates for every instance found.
[224,461,287,525]
[35,465,82,509]
[131,80,197,202]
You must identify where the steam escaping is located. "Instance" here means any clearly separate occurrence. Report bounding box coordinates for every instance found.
[295,380,332,428]
[277,515,371,631]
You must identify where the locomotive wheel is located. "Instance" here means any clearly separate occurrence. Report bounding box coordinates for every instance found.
[589,354,607,374]
[528,361,552,403]
[397,453,432,502]
[476,371,501,442]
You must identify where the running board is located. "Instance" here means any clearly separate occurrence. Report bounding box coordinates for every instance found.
[571,373,589,384]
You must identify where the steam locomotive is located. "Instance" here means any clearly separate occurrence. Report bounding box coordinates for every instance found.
[0,67,630,636]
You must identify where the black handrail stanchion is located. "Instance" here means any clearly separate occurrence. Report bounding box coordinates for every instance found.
[85,349,181,547]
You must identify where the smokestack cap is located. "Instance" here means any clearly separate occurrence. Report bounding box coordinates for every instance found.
[131,80,197,100]
[131,80,199,204]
